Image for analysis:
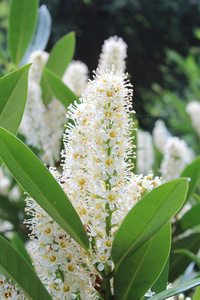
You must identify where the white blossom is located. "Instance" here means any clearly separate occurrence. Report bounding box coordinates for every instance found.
[24,69,161,299]
[62,60,89,96]
[160,137,194,182]
[186,100,200,137]
[153,119,171,154]
[98,36,127,72]
[137,130,154,175]
[0,274,27,299]
[20,51,68,166]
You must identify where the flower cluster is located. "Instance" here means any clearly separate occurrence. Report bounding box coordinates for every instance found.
[152,119,171,154]
[0,274,27,300]
[24,69,162,299]
[25,197,98,300]
[62,61,89,96]
[160,136,194,182]
[186,100,200,137]
[137,130,154,175]
[20,51,88,166]
[98,36,127,72]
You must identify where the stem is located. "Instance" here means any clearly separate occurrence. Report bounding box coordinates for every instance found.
[101,273,112,300]
[105,203,112,236]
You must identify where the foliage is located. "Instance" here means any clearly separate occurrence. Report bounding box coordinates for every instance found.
[0,0,199,299]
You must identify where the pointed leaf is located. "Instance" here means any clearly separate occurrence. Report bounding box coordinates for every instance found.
[0,64,31,166]
[20,5,52,66]
[8,0,38,66]
[42,68,78,109]
[114,222,171,300]
[41,32,76,105]
[112,179,188,273]
[0,64,31,134]
[180,156,200,202]
[151,277,200,300]
[0,235,52,300]
[0,127,89,251]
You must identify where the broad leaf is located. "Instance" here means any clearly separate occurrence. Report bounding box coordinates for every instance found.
[0,64,31,165]
[41,32,75,105]
[180,156,200,202]
[114,222,171,300]
[151,277,200,300]
[20,5,52,66]
[0,127,89,251]
[112,179,188,272]
[169,233,200,282]
[0,235,52,300]
[8,0,38,66]
[42,68,78,109]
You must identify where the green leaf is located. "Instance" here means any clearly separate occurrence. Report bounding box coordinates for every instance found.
[175,203,200,236]
[151,259,169,294]
[0,64,31,165]
[114,222,171,300]
[41,32,75,106]
[11,233,33,267]
[0,64,31,134]
[42,68,78,109]
[193,285,200,300]
[112,179,188,273]
[8,0,38,66]
[0,127,89,251]
[180,156,200,202]
[169,233,200,282]
[151,277,200,300]
[0,235,52,300]
[20,5,52,66]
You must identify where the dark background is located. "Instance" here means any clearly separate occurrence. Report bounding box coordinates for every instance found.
[39,0,200,129]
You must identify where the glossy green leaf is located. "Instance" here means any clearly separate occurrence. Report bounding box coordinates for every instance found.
[0,235,52,300]
[175,203,200,236]
[11,233,33,267]
[21,5,52,66]
[0,64,31,165]
[8,0,38,66]
[193,286,200,300]
[114,222,171,300]
[151,277,200,300]
[0,127,89,251]
[180,156,200,202]
[41,32,75,105]
[42,68,78,109]
[0,64,31,133]
[169,233,200,282]
[112,179,188,273]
